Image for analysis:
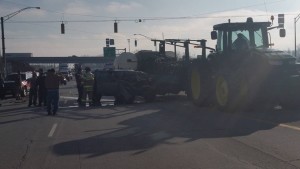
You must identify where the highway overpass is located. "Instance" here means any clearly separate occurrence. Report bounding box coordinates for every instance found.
[6,56,114,64]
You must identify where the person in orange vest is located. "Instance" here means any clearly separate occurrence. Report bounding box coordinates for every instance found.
[81,67,94,107]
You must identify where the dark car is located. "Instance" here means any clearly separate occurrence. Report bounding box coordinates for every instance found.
[60,71,72,81]
[57,73,67,85]
[93,69,156,105]
[2,72,32,98]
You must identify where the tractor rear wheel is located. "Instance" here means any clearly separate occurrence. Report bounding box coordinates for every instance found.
[214,73,249,112]
[187,64,211,106]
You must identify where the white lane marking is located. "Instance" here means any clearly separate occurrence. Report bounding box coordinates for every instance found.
[247,116,300,132]
[48,123,58,137]
[279,123,300,131]
[60,96,77,100]
[60,96,115,102]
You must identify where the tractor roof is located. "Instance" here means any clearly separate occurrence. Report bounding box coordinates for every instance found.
[213,19,271,31]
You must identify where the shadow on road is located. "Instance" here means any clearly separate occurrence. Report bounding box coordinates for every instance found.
[53,96,300,158]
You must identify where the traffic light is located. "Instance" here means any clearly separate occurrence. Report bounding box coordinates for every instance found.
[114,21,118,33]
[61,22,65,34]
[135,39,137,47]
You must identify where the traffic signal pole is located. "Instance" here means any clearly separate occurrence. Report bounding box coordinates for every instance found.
[1,17,6,76]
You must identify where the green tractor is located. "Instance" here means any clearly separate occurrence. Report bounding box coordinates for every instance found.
[188,16,300,111]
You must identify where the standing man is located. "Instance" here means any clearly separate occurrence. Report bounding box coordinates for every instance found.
[45,69,64,115]
[75,66,83,106]
[15,70,22,100]
[28,71,38,107]
[36,69,47,106]
[81,67,94,107]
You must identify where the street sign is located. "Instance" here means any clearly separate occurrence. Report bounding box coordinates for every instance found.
[103,47,116,58]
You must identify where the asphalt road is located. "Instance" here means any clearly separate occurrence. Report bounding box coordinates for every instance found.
[1,80,300,169]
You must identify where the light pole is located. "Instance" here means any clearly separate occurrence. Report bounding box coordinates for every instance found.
[133,34,157,51]
[294,13,300,58]
[1,7,40,76]
[127,39,130,52]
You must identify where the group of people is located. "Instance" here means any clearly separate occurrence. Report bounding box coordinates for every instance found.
[1,66,94,115]
[27,69,47,107]
[27,68,64,115]
[75,66,95,107]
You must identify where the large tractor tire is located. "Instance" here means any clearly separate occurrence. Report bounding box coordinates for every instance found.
[214,73,249,112]
[117,82,135,104]
[279,76,300,110]
[187,64,211,106]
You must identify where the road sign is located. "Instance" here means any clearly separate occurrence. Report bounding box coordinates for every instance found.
[103,47,116,58]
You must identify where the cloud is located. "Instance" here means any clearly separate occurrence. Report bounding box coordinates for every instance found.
[64,1,93,15]
[106,2,142,13]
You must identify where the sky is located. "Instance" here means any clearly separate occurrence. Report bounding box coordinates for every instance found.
[0,0,300,57]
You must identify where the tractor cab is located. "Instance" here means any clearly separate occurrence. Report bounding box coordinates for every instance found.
[208,17,296,69]
[211,17,285,53]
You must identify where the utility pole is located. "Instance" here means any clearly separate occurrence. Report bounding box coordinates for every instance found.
[1,7,40,76]
[1,17,5,76]
[294,13,300,57]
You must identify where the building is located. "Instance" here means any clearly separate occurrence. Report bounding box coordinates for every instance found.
[6,53,34,74]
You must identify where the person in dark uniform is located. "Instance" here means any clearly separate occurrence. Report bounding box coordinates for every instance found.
[28,71,38,107]
[75,66,83,106]
[15,70,22,100]
[36,69,47,106]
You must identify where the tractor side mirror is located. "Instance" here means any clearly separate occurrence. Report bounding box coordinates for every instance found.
[280,29,286,37]
[211,31,217,40]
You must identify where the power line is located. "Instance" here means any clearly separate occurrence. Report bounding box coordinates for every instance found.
[42,0,286,20]
[7,13,292,24]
